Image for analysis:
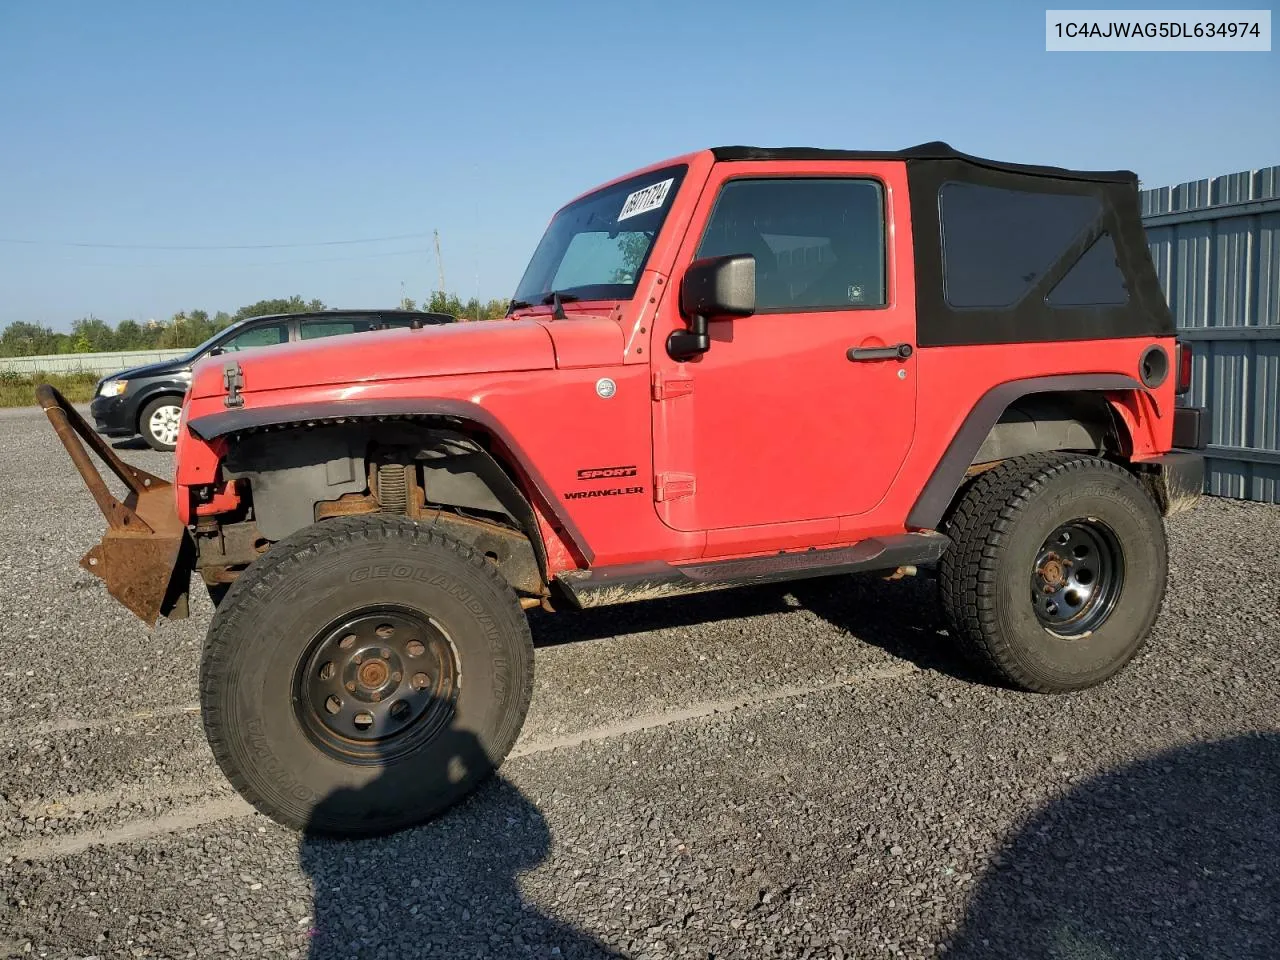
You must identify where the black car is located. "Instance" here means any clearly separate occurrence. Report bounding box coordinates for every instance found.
[90,309,454,451]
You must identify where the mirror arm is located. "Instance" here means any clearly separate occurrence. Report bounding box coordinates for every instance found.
[666,314,710,362]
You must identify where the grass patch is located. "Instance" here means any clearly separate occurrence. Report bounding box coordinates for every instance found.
[0,371,99,407]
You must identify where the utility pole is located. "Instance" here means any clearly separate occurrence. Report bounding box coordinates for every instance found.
[433,230,446,296]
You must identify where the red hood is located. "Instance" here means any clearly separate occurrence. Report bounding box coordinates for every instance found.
[189,319,560,400]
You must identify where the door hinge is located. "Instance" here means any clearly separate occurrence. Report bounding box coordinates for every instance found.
[655,472,696,501]
[651,371,694,402]
[223,363,245,408]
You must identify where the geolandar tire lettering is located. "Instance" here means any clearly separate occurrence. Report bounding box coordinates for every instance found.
[939,453,1168,693]
[199,515,534,836]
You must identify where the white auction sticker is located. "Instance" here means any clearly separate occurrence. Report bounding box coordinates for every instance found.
[618,178,675,221]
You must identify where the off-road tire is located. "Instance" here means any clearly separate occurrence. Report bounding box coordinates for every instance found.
[939,453,1167,693]
[139,395,183,451]
[199,516,534,836]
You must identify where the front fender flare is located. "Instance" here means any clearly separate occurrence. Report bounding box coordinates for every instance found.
[188,397,594,564]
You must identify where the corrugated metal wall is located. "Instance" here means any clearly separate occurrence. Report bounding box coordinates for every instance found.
[1142,165,1280,503]
[0,348,189,376]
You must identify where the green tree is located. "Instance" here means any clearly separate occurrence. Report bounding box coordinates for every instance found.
[0,321,59,356]
[231,296,325,322]
[114,319,144,350]
[71,315,117,352]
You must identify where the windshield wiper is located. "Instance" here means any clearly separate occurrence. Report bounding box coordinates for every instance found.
[541,291,579,320]
[505,298,532,316]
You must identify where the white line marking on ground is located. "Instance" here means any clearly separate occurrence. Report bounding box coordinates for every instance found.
[4,663,917,860]
[28,702,200,737]
[508,664,916,758]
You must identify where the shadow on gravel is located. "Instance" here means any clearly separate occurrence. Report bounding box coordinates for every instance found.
[527,580,797,648]
[787,573,985,683]
[300,728,619,959]
[531,572,984,684]
[109,437,150,450]
[945,733,1280,959]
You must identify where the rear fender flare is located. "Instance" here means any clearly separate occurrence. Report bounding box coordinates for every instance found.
[907,374,1145,530]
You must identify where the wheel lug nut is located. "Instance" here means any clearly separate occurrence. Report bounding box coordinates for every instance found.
[353,653,363,665]
[372,692,382,702]
[345,682,356,692]
[381,648,391,659]
[392,671,402,682]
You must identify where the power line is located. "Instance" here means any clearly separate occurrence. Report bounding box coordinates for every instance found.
[38,247,434,269]
[0,232,433,251]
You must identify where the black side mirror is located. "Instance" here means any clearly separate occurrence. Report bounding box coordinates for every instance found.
[208,346,225,357]
[668,254,756,360]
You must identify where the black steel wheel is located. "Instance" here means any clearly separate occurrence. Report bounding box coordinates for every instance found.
[200,516,534,836]
[940,453,1167,693]
[296,607,460,764]
[1030,520,1125,637]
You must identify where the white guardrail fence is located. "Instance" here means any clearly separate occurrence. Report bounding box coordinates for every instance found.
[0,349,189,377]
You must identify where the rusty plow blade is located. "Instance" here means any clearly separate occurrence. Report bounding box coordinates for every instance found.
[36,385,191,626]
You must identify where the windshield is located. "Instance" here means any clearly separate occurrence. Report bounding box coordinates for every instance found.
[512,165,687,305]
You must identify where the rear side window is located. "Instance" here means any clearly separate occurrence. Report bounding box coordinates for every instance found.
[696,178,885,311]
[299,318,377,340]
[220,323,288,351]
[1046,233,1129,306]
[940,183,1103,308]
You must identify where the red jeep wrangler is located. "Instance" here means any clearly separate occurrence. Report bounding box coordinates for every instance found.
[39,142,1207,836]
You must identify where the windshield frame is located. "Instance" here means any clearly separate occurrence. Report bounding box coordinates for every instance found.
[512,164,689,307]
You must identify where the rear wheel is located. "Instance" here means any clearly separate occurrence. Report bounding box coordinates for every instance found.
[200,516,534,836]
[139,396,183,451]
[939,453,1167,693]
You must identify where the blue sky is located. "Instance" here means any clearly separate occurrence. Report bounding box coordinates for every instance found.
[1,0,1275,330]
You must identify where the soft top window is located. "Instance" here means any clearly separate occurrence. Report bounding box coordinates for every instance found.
[940,182,1103,309]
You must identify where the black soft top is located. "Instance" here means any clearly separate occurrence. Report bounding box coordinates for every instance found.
[712,141,1169,347]
[711,142,1137,185]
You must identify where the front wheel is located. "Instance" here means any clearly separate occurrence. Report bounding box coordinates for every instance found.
[939,453,1168,693]
[200,516,534,836]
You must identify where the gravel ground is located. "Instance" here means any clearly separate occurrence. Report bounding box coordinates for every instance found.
[0,404,1277,959]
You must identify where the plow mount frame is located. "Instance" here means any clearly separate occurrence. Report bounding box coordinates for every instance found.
[36,384,192,625]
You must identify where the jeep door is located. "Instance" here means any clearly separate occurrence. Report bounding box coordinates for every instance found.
[650,160,917,538]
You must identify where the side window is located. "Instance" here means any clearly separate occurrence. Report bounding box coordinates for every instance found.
[939,183,1104,308]
[696,178,885,311]
[1046,233,1129,306]
[299,317,376,340]
[220,323,288,352]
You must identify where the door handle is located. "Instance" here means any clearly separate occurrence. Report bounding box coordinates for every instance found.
[847,343,913,362]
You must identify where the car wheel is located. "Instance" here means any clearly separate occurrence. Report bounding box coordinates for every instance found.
[939,453,1167,693]
[139,396,183,451]
[199,516,535,836]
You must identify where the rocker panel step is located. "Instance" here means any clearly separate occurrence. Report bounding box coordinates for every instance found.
[556,532,950,608]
